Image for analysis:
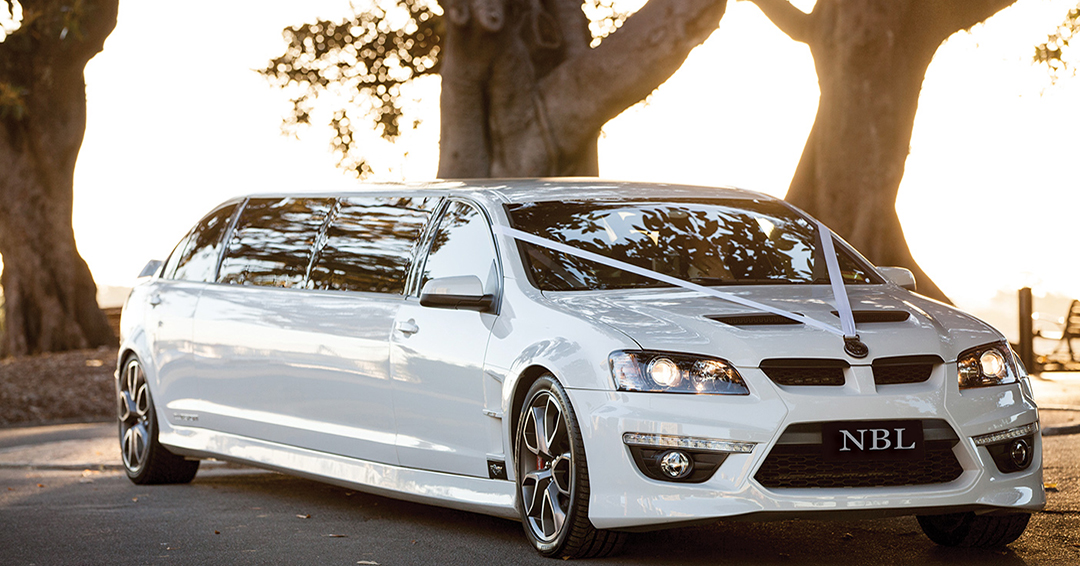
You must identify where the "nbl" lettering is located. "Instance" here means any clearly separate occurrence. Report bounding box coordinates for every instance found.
[838,428,917,451]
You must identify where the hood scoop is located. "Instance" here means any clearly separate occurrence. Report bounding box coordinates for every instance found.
[705,313,803,327]
[830,310,910,323]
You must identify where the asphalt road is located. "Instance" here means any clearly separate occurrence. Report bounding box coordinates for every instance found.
[0,375,1078,566]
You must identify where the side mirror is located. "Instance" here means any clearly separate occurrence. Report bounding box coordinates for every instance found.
[419,275,494,312]
[878,267,916,291]
[138,259,163,278]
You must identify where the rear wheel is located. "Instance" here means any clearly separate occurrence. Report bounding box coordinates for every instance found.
[917,512,1030,547]
[515,375,625,559]
[118,356,199,485]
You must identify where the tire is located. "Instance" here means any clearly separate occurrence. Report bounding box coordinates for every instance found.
[514,375,626,559]
[117,355,200,485]
[916,512,1030,547]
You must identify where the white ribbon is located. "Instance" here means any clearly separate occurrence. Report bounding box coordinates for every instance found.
[495,225,858,338]
[814,221,858,339]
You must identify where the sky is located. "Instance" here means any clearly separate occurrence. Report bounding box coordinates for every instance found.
[3,0,1079,336]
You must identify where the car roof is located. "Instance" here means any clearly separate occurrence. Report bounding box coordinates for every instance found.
[237,178,774,205]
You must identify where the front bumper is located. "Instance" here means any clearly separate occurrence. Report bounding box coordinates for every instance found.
[567,365,1045,530]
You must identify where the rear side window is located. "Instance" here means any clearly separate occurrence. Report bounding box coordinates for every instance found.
[309,197,437,294]
[218,198,333,288]
[162,202,239,283]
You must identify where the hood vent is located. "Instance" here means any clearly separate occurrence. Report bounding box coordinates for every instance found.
[830,310,911,323]
[707,310,909,328]
[706,313,802,327]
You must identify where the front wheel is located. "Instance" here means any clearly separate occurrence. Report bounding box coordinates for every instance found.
[514,375,625,559]
[117,356,200,485]
[917,512,1030,547]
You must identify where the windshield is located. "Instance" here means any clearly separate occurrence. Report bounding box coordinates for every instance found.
[506,199,880,291]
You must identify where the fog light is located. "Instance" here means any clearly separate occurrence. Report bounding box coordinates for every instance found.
[1010,439,1031,468]
[658,450,692,479]
[972,423,1038,446]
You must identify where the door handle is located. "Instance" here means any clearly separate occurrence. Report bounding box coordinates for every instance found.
[396,319,419,335]
[149,294,162,306]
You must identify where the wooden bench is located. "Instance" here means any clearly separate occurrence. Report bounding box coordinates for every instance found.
[1043,299,1080,363]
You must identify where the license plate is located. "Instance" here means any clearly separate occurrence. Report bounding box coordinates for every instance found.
[822,420,924,461]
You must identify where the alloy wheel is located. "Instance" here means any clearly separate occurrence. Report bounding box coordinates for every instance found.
[118,358,152,472]
[519,391,574,542]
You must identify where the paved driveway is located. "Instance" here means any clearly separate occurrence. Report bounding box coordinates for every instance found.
[0,374,1077,565]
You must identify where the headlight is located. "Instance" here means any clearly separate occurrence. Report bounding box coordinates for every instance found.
[957,342,1019,389]
[609,350,749,395]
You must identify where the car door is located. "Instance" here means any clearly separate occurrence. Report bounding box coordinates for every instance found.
[145,202,237,411]
[192,195,436,466]
[390,199,501,477]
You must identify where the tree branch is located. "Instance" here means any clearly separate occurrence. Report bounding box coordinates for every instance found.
[741,0,813,44]
[921,0,1017,43]
[549,0,591,61]
[539,0,729,161]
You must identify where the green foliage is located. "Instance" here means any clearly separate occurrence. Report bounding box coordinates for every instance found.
[1035,3,1080,83]
[259,0,443,178]
[261,0,633,178]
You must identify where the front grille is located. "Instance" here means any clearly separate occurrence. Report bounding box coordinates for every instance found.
[760,359,848,386]
[754,420,963,489]
[872,355,942,385]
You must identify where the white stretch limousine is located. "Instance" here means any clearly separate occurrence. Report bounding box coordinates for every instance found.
[117,180,1043,558]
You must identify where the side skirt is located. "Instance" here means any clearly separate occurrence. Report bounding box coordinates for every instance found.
[159,426,519,520]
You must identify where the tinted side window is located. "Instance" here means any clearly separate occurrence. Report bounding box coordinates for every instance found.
[160,230,195,280]
[166,203,238,283]
[218,198,333,288]
[309,197,436,294]
[421,202,498,292]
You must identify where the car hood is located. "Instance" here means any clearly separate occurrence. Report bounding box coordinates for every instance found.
[542,285,1003,368]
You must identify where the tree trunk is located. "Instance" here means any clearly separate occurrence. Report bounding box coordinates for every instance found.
[438,0,729,178]
[0,0,119,356]
[748,0,1017,303]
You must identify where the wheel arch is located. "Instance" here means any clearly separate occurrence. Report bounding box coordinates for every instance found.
[508,364,556,451]
[115,347,139,383]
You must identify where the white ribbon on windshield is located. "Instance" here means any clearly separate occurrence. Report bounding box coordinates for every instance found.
[495,225,859,339]
[814,221,858,339]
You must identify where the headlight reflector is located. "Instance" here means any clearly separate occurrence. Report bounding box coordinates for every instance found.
[979,349,1007,378]
[610,350,749,395]
[957,342,1018,389]
[647,357,682,387]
